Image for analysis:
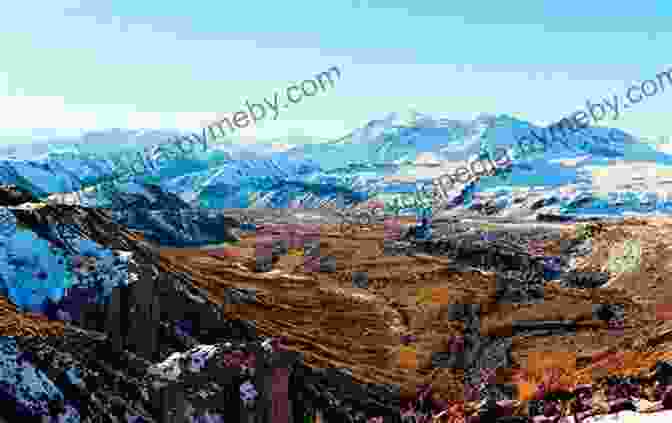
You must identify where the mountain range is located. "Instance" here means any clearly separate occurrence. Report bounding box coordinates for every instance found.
[3,111,672,224]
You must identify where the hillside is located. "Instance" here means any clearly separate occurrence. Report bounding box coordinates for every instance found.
[3,189,672,421]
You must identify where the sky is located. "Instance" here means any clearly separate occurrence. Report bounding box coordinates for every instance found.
[0,0,670,146]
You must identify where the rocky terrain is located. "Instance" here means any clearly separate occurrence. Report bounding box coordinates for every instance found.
[4,184,672,422]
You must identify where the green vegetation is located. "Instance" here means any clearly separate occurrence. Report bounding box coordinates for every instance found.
[607,239,641,274]
[575,223,593,241]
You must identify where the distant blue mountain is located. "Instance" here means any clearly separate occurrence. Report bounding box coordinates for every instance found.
[1,112,671,220]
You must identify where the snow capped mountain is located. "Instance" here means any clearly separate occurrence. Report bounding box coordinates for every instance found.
[2,112,672,221]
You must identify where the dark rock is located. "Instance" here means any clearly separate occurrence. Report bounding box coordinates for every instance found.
[652,360,672,386]
[432,349,467,369]
[108,395,127,418]
[536,213,575,223]
[255,256,274,272]
[446,303,470,321]
[304,240,320,256]
[608,399,637,414]
[352,271,368,289]
[559,271,610,289]
[0,184,38,206]
[47,397,65,417]
[593,304,625,322]
[495,271,544,305]
[107,185,241,247]
[320,256,337,273]
[272,239,289,256]
[530,197,552,210]
[569,238,593,256]
[663,387,672,409]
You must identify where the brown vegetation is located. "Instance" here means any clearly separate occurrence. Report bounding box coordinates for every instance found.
[153,218,672,412]
[0,296,64,337]
[9,215,672,417]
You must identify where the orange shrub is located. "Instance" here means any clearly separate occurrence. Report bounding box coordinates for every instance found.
[516,351,577,400]
[399,345,419,369]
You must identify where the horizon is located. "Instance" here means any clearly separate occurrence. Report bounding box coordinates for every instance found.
[0,111,658,153]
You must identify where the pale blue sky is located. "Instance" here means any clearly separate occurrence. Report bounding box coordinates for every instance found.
[0,0,670,146]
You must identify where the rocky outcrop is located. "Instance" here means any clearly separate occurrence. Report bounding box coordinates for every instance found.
[0,184,39,206]
[102,183,241,247]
